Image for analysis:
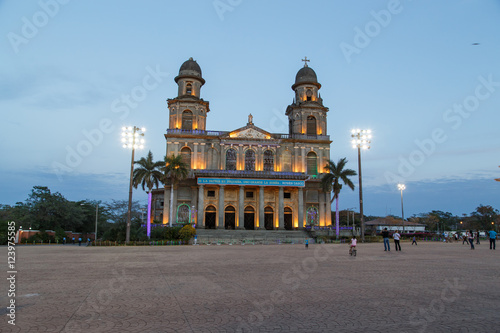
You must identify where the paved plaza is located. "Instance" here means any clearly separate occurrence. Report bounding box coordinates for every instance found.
[1,241,499,332]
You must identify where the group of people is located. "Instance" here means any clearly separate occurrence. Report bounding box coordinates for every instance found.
[62,237,92,246]
[380,228,415,251]
[462,230,497,250]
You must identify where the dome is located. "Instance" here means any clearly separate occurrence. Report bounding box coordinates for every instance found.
[175,57,205,84]
[292,65,321,90]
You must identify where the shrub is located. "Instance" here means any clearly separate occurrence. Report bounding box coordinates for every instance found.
[179,225,196,242]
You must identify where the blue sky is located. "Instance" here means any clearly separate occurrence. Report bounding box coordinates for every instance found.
[1,0,499,218]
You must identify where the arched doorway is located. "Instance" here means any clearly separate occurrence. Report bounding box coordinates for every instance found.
[176,204,190,224]
[181,147,191,169]
[205,205,216,229]
[244,206,255,230]
[225,205,236,229]
[264,206,274,230]
[284,207,293,230]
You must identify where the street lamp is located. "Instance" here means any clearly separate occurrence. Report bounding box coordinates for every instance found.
[122,126,145,243]
[397,183,406,233]
[351,129,371,242]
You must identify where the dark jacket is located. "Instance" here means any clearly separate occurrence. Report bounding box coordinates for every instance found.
[381,230,390,238]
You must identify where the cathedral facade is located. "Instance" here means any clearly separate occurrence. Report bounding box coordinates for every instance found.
[152,58,332,230]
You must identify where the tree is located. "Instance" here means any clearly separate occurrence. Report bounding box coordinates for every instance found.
[471,205,499,230]
[162,155,189,227]
[133,150,164,234]
[321,158,357,238]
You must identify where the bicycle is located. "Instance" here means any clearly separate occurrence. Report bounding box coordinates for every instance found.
[349,246,357,256]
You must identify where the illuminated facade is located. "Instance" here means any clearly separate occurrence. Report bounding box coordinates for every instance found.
[152,58,332,230]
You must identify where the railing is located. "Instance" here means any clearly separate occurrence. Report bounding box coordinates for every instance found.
[166,129,329,141]
[194,169,310,180]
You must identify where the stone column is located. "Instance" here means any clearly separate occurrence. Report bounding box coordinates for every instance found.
[191,187,197,225]
[298,187,304,229]
[257,145,263,170]
[318,147,323,174]
[218,185,225,229]
[301,147,305,173]
[239,186,245,229]
[259,186,265,229]
[193,143,198,169]
[174,142,179,155]
[278,187,284,230]
[172,185,178,224]
[319,189,325,227]
[200,143,206,169]
[220,144,225,170]
[294,146,299,172]
[197,185,204,228]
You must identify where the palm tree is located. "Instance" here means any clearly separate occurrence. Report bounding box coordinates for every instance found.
[321,158,357,238]
[162,154,189,227]
[132,150,164,235]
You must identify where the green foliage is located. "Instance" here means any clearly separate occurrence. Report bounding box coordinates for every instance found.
[27,230,55,243]
[0,220,9,245]
[179,225,196,241]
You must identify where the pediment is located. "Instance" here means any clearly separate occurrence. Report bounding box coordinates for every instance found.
[229,126,271,139]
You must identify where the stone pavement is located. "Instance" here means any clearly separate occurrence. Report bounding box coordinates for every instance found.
[1,241,499,332]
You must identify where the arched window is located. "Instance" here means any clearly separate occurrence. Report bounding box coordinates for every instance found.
[282,150,291,172]
[225,149,237,170]
[306,151,317,175]
[263,150,274,171]
[307,116,317,136]
[182,110,193,130]
[186,83,193,95]
[245,149,255,171]
[181,147,191,169]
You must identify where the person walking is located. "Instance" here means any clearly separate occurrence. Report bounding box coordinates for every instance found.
[489,229,497,250]
[476,230,481,245]
[381,228,390,251]
[62,237,66,245]
[468,230,475,250]
[349,236,357,255]
[462,234,469,245]
[393,230,401,251]
[305,238,308,249]
[412,235,417,245]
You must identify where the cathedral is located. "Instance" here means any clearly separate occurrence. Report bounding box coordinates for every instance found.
[151,57,333,230]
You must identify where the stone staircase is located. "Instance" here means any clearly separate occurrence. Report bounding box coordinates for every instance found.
[194,229,308,245]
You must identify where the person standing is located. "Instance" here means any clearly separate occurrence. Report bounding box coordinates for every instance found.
[72,237,75,245]
[489,229,497,250]
[476,230,480,245]
[381,228,390,251]
[468,230,475,250]
[412,235,417,245]
[305,238,308,249]
[63,237,66,245]
[78,237,82,246]
[393,230,401,251]
[462,234,469,245]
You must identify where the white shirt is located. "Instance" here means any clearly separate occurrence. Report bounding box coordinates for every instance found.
[393,233,401,240]
[351,238,357,246]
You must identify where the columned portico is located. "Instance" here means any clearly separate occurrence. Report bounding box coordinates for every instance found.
[278,187,284,229]
[298,187,304,228]
[218,185,225,229]
[238,186,244,229]
[258,186,264,229]
[197,185,204,228]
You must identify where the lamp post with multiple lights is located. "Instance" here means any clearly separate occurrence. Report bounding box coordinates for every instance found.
[351,129,371,242]
[398,183,406,233]
[122,126,145,243]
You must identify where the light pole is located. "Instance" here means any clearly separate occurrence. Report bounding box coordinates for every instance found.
[122,126,145,243]
[351,129,371,242]
[398,184,406,234]
[95,203,98,243]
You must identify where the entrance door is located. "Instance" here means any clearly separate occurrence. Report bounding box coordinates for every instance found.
[264,207,274,230]
[225,206,236,229]
[284,207,293,230]
[244,206,255,230]
[205,205,216,229]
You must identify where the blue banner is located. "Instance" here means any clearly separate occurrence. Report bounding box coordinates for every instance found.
[197,178,305,187]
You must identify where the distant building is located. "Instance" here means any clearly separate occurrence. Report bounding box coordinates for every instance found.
[151,57,333,230]
[365,217,426,234]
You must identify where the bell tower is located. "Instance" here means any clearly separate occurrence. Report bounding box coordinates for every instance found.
[167,57,210,131]
[286,58,328,136]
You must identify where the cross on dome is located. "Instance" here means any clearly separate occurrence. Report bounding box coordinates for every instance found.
[302,56,310,67]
